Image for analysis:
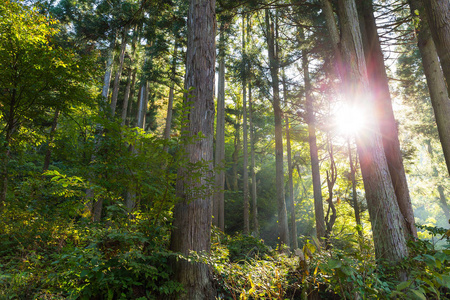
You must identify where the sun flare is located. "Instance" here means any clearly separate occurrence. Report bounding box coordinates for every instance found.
[334,104,366,136]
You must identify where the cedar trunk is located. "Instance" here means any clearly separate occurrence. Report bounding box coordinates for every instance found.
[358,0,416,239]
[337,0,408,270]
[169,0,216,298]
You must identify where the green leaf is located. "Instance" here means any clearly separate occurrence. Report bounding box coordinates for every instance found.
[410,289,426,300]
[396,280,411,291]
[328,259,342,269]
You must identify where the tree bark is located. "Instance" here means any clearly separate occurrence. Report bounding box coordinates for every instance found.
[337,0,408,271]
[110,26,129,117]
[409,0,450,177]
[348,139,363,239]
[249,80,259,236]
[265,8,290,248]
[242,15,250,235]
[163,40,178,153]
[121,26,139,126]
[169,0,216,298]
[422,0,450,96]
[358,0,417,239]
[286,116,298,249]
[214,22,226,231]
[303,49,326,242]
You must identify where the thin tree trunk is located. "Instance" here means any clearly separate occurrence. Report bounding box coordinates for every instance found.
[110,26,129,117]
[265,8,290,248]
[286,115,298,249]
[409,0,450,177]
[102,33,117,102]
[163,40,178,153]
[358,0,416,239]
[43,108,60,171]
[249,79,259,236]
[121,26,139,126]
[242,15,250,235]
[422,0,450,96]
[348,139,363,239]
[214,22,226,231]
[337,0,408,272]
[303,49,326,242]
[169,0,216,298]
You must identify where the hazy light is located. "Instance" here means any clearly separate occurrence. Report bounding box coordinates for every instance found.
[334,103,366,136]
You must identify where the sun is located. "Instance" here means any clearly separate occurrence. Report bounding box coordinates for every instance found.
[334,103,367,136]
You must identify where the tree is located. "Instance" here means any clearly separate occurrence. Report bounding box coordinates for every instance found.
[169,0,216,298]
[357,0,417,239]
[242,14,250,235]
[422,0,450,96]
[336,0,409,273]
[265,8,290,248]
[0,1,91,205]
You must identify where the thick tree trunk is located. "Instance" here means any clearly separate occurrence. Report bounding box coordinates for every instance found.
[214,23,226,231]
[358,0,416,239]
[337,0,408,271]
[110,27,129,117]
[43,108,60,171]
[169,0,216,298]
[422,0,450,96]
[409,0,450,177]
[265,8,290,248]
[242,15,250,235]
[286,116,298,249]
[303,51,326,242]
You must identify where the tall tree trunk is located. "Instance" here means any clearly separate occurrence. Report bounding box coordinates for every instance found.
[169,0,216,298]
[409,0,450,177]
[357,0,417,239]
[324,136,337,245]
[102,33,117,102]
[249,80,259,236]
[337,0,408,272]
[286,116,298,249]
[348,139,363,238]
[265,8,290,248]
[163,40,178,153]
[214,22,226,231]
[422,0,450,96]
[110,26,129,117]
[242,15,250,235]
[121,26,139,126]
[43,108,60,171]
[425,139,450,223]
[303,49,326,242]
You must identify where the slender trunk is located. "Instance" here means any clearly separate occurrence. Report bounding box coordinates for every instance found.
[266,8,289,248]
[110,26,129,117]
[102,33,117,102]
[242,15,250,235]
[121,26,139,126]
[422,0,450,96]
[325,136,337,245]
[303,50,326,242]
[409,0,450,177]
[137,82,148,130]
[169,0,216,297]
[337,0,408,272]
[214,23,226,231]
[249,80,259,236]
[348,139,363,238]
[163,41,178,153]
[286,116,298,249]
[232,122,240,192]
[358,0,416,239]
[425,140,450,223]
[43,108,60,171]
[125,70,137,126]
